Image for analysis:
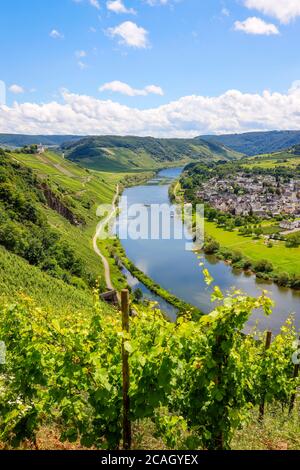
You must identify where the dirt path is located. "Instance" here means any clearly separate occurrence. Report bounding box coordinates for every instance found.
[53,163,75,177]
[93,186,119,290]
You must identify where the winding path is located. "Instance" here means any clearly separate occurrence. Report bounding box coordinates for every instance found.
[93,185,119,290]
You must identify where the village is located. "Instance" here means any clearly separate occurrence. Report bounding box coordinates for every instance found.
[197,173,300,230]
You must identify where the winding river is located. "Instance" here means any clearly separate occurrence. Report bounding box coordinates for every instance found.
[116,167,300,334]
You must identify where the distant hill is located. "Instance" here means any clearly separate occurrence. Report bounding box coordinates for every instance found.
[63,135,240,172]
[199,131,300,156]
[0,134,82,148]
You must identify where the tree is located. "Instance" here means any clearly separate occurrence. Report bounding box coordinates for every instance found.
[285,233,300,248]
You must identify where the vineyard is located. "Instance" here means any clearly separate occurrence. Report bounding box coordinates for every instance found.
[0,277,299,450]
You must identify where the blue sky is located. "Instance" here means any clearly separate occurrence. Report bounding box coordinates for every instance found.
[1,0,300,136]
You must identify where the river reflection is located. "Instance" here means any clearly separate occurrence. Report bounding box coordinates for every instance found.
[116,167,300,334]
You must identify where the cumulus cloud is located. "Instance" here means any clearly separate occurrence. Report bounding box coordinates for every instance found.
[77,61,88,69]
[107,0,136,14]
[9,84,25,94]
[73,0,100,9]
[75,50,87,58]
[107,21,149,48]
[89,0,100,9]
[1,83,300,136]
[49,29,64,39]
[234,17,279,35]
[244,0,300,24]
[99,80,164,96]
[221,7,230,17]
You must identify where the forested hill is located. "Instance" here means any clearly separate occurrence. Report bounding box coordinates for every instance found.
[0,134,82,147]
[63,135,241,172]
[199,130,300,156]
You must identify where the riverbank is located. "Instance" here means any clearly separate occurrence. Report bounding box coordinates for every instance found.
[173,178,300,290]
[114,167,300,332]
[111,237,202,318]
[95,168,201,318]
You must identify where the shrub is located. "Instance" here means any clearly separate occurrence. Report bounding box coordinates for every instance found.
[203,239,220,254]
[253,259,273,273]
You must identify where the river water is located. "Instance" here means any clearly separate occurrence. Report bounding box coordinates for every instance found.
[116,167,300,334]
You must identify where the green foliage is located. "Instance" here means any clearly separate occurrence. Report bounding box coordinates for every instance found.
[203,238,220,254]
[0,246,95,314]
[0,285,298,450]
[0,152,93,288]
[253,259,273,273]
[285,232,300,248]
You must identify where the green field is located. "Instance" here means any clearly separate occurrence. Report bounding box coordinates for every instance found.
[204,220,300,276]
[0,246,95,315]
[243,151,300,169]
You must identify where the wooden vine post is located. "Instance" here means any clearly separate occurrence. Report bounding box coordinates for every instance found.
[121,289,132,450]
[259,331,272,422]
[289,336,300,414]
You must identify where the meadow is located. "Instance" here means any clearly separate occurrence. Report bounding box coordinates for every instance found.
[0,246,95,315]
[243,150,300,169]
[204,221,300,276]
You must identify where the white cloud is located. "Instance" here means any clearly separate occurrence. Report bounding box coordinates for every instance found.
[77,61,88,69]
[2,82,300,136]
[107,21,149,48]
[107,0,136,14]
[234,17,279,35]
[9,84,25,94]
[73,0,100,9]
[221,7,230,17]
[99,80,164,96]
[244,0,300,24]
[75,50,87,58]
[89,0,100,9]
[49,29,64,39]
[75,51,88,68]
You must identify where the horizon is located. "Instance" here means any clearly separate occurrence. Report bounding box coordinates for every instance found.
[1,129,300,138]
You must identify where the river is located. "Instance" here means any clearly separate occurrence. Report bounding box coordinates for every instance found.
[116,167,300,334]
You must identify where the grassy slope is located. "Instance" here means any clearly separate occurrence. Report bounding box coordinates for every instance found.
[64,136,240,172]
[204,221,300,276]
[6,150,128,291]
[243,149,300,169]
[0,246,95,315]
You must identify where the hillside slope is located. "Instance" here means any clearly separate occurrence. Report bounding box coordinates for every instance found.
[0,148,125,305]
[0,134,81,148]
[0,245,95,314]
[242,144,300,169]
[199,130,300,156]
[63,135,240,172]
